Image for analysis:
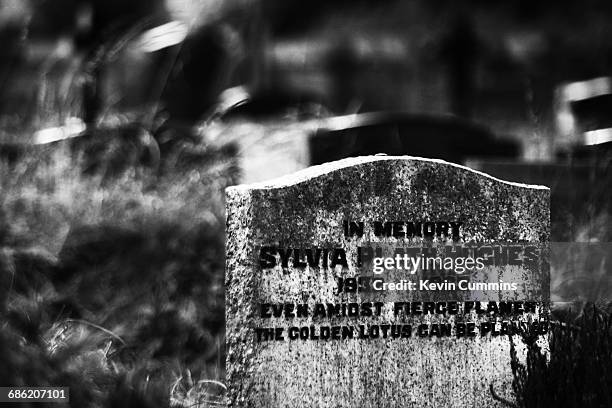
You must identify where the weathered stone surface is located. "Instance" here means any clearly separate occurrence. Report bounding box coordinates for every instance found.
[225,156,549,408]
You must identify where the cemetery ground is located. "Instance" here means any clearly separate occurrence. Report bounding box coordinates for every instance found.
[0,123,611,407]
[0,132,236,407]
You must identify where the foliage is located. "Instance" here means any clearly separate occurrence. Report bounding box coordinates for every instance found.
[0,135,236,407]
[505,305,612,408]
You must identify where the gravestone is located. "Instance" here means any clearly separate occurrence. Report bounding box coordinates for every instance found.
[309,113,519,166]
[225,156,549,408]
[213,113,518,185]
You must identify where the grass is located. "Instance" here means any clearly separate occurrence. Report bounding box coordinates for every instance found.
[504,305,612,408]
[0,134,236,407]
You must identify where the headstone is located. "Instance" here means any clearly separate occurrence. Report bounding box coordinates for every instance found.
[309,114,519,166]
[208,120,314,184]
[225,156,549,408]
[214,113,518,185]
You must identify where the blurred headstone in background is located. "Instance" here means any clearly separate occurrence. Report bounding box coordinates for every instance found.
[211,112,518,185]
[555,77,612,150]
[309,113,519,166]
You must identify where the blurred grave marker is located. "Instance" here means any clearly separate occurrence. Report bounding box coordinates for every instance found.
[218,112,519,185]
[309,113,519,166]
[555,76,612,150]
[225,156,550,407]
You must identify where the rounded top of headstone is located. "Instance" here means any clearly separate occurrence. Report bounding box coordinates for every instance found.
[227,156,550,192]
